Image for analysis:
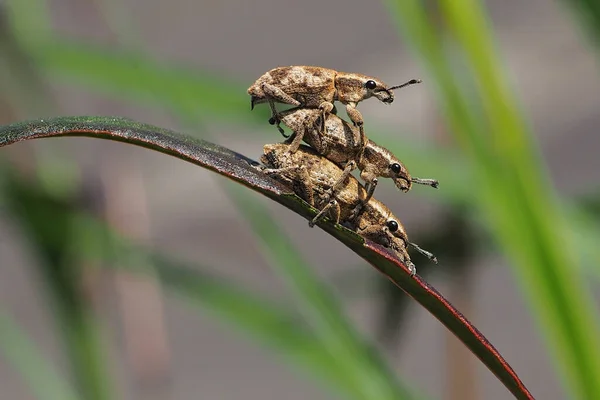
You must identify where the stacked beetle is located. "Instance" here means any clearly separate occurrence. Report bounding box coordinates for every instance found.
[248,65,438,275]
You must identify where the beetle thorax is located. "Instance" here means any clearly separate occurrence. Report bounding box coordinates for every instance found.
[334,72,370,104]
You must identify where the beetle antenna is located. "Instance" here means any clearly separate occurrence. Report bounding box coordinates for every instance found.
[409,241,438,264]
[388,79,422,91]
[411,177,439,189]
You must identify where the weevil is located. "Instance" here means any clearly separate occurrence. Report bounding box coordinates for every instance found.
[278,107,438,206]
[248,66,421,147]
[259,142,437,275]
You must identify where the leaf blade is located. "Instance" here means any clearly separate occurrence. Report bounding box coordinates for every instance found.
[0,116,534,399]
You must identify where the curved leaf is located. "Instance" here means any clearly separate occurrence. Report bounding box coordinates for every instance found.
[0,116,534,400]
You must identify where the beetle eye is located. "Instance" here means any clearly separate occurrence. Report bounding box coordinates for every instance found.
[386,220,399,232]
[390,163,401,174]
[365,80,377,90]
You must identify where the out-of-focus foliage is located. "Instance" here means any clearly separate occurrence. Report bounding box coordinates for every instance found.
[384,1,600,398]
[1,0,600,399]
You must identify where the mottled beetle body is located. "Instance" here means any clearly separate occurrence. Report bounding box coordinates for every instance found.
[248,66,420,146]
[278,108,438,203]
[249,66,337,110]
[260,143,437,275]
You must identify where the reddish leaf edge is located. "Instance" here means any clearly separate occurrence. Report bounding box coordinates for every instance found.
[0,116,534,400]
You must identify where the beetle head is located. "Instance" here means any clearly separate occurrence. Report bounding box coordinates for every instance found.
[358,202,410,258]
[361,141,412,192]
[336,73,421,105]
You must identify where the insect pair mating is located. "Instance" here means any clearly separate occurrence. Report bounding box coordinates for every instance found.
[248,66,438,275]
[248,66,421,149]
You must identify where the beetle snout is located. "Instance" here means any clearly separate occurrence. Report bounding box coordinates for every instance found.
[389,236,411,263]
[374,89,395,104]
[393,177,412,193]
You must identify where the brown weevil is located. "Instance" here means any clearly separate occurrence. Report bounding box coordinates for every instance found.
[259,142,437,275]
[278,108,438,207]
[248,66,421,147]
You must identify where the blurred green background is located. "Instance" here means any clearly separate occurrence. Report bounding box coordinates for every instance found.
[1,0,600,399]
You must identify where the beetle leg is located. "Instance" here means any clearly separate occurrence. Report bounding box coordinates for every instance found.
[285,127,305,154]
[318,101,334,132]
[286,110,320,153]
[331,161,356,196]
[261,83,302,106]
[360,170,378,203]
[309,199,341,227]
[345,103,366,148]
[304,114,327,154]
[348,171,377,221]
[262,83,302,136]
[317,160,355,212]
[267,100,287,136]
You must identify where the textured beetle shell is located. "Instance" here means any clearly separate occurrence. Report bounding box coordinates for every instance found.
[261,143,411,263]
[248,66,393,106]
[279,108,413,191]
[248,66,337,107]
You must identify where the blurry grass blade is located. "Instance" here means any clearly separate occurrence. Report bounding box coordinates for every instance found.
[92,0,143,49]
[4,0,52,46]
[567,204,600,277]
[0,116,534,399]
[560,0,600,49]
[2,167,365,398]
[439,0,600,398]
[383,0,496,188]
[2,169,383,398]
[134,257,354,391]
[0,10,53,118]
[25,38,268,124]
[226,183,414,400]
[0,310,81,400]
[386,0,600,398]
[72,212,362,395]
[5,172,114,400]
